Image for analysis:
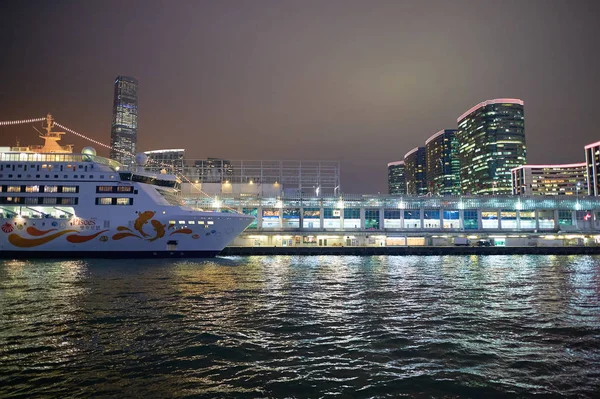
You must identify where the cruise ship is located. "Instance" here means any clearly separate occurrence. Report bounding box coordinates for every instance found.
[0,115,254,258]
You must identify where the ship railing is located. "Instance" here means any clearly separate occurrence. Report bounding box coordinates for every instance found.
[0,152,122,170]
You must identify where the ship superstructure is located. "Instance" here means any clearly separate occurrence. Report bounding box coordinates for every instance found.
[0,115,254,258]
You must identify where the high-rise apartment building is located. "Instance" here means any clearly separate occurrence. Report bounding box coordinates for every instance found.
[585,141,600,196]
[457,98,526,195]
[425,129,460,195]
[110,76,138,166]
[511,163,587,196]
[387,161,406,195]
[404,147,427,195]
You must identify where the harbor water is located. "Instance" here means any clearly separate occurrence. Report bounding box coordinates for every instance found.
[1,255,599,398]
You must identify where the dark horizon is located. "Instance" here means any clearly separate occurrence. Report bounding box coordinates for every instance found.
[1,0,599,193]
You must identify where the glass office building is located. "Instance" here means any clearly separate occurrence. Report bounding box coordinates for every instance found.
[144,149,185,174]
[110,76,138,166]
[387,161,406,195]
[404,147,427,195]
[425,129,460,195]
[457,99,526,195]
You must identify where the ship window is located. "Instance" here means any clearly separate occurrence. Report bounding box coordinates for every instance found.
[207,221,214,225]
[36,175,41,178]
[60,198,76,205]
[8,174,13,178]
[45,175,49,178]
[188,221,195,224]
[63,175,68,178]
[117,186,133,193]
[74,175,78,178]
[97,186,113,192]
[97,198,112,205]
[42,164,48,169]
[169,221,176,225]
[42,197,57,205]
[24,197,39,204]
[7,186,21,193]
[44,186,58,193]
[178,221,185,224]
[198,221,204,224]
[62,186,78,193]
[25,185,40,193]
[110,175,114,179]
[100,175,105,178]
[115,198,131,205]
[17,175,22,178]
[54,175,58,178]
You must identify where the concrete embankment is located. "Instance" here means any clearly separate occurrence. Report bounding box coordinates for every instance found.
[221,246,600,256]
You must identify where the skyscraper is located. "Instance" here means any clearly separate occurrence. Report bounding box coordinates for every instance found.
[387,161,406,195]
[425,129,460,195]
[110,76,138,166]
[456,98,526,195]
[404,147,427,195]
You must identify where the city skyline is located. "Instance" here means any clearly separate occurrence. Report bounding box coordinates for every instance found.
[1,0,599,193]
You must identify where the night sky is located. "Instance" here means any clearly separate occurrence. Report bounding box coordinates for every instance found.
[1,0,599,193]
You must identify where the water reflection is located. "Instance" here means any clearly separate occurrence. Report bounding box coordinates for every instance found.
[1,255,600,397]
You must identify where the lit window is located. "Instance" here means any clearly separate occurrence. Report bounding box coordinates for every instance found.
[25,185,40,193]
[188,221,195,224]
[116,198,130,205]
[98,198,112,205]
[98,186,113,192]
[62,186,77,193]
[169,221,176,225]
[198,221,205,224]
[207,221,214,225]
[178,221,185,224]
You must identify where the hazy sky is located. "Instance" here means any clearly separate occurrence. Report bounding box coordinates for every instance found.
[1,0,599,193]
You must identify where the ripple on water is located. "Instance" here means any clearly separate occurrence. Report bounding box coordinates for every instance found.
[1,255,600,398]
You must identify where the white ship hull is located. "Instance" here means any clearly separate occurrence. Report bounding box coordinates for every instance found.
[0,212,254,258]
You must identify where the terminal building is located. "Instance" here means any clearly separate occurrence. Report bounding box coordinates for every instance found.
[511,163,587,196]
[387,161,406,195]
[183,193,600,248]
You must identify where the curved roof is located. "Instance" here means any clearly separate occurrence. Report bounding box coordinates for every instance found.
[387,160,405,167]
[457,98,524,122]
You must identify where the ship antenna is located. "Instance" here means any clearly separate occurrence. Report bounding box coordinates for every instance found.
[43,113,54,137]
